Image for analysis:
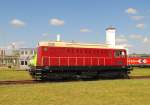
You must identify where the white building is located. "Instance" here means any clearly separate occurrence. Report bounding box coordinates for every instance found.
[0,48,19,68]
[19,48,35,69]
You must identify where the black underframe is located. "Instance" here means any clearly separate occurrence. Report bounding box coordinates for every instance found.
[30,66,131,72]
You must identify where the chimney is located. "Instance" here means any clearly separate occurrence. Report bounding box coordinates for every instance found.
[105,26,116,47]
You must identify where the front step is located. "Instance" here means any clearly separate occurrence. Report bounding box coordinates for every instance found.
[34,69,42,80]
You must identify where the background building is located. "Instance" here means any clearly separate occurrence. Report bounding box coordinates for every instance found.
[0,48,36,70]
[19,48,35,69]
[0,48,19,68]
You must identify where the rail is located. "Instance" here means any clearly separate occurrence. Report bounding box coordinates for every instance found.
[41,56,112,66]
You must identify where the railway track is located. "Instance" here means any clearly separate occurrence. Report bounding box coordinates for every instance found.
[130,76,150,79]
[0,76,150,85]
[0,80,40,85]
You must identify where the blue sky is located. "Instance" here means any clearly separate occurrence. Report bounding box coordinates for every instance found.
[0,0,150,53]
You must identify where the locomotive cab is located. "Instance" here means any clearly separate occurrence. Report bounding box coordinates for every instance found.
[114,50,127,66]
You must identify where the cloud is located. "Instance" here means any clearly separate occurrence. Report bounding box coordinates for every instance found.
[129,34,149,43]
[0,29,7,36]
[49,18,64,26]
[131,16,144,20]
[115,35,133,49]
[0,41,26,50]
[10,19,25,28]
[125,8,137,14]
[116,35,128,43]
[7,41,26,49]
[80,28,92,33]
[42,33,49,37]
[136,23,146,29]
[115,34,150,52]
[143,37,150,44]
[118,44,133,48]
[129,34,143,40]
[122,33,150,53]
[132,37,150,53]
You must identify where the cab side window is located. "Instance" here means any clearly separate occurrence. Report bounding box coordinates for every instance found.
[115,50,126,57]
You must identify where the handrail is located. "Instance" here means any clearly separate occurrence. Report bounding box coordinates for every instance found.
[41,56,112,66]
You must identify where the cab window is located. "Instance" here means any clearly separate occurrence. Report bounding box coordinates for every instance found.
[114,50,126,57]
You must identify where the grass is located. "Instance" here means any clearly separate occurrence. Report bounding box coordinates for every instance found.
[130,67,150,76]
[0,68,150,105]
[0,67,150,81]
[0,69,32,81]
[1,79,150,105]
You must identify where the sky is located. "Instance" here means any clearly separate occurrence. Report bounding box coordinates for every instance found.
[0,0,150,54]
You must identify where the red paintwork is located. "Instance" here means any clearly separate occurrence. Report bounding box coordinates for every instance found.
[36,46,128,67]
[128,57,150,66]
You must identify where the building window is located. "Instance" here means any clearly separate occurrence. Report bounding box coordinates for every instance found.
[21,51,24,55]
[30,50,34,55]
[25,61,27,65]
[25,51,28,55]
[21,61,24,65]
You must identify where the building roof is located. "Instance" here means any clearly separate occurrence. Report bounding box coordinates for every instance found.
[105,26,116,30]
[19,48,35,50]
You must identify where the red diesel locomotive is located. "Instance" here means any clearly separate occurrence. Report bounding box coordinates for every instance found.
[29,41,131,80]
